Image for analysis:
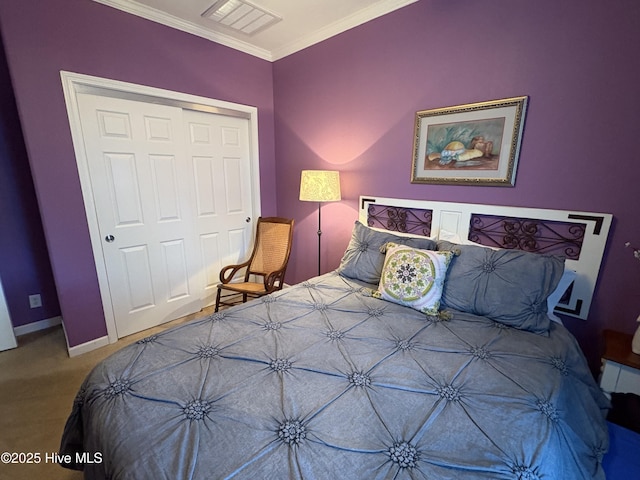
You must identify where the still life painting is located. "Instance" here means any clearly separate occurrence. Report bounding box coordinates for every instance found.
[411,96,528,186]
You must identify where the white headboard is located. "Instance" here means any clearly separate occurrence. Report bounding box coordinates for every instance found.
[359,196,612,321]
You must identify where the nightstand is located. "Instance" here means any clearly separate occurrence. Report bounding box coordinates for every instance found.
[600,329,640,396]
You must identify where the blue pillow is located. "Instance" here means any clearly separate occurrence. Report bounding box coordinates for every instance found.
[437,240,565,334]
[338,221,437,285]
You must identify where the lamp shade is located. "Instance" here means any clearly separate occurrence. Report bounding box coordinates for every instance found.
[299,170,341,202]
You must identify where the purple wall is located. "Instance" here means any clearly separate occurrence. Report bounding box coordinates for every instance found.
[0,0,277,347]
[1,0,639,371]
[273,0,640,371]
[0,37,60,327]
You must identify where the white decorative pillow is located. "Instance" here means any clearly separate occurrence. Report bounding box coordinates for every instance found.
[438,229,499,249]
[373,242,453,315]
[547,269,577,323]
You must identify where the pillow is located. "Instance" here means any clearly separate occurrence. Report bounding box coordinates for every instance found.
[338,221,437,284]
[373,242,453,315]
[546,269,577,323]
[438,229,498,249]
[439,232,575,324]
[437,229,466,244]
[437,240,565,334]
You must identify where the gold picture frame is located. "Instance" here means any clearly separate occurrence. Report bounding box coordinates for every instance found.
[411,96,528,186]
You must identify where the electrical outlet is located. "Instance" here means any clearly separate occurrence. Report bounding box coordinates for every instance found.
[29,294,42,308]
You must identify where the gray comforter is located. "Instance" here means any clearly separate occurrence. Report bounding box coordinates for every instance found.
[60,273,609,479]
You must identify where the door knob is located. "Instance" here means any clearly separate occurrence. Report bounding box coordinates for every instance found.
[245,217,251,223]
[105,235,115,243]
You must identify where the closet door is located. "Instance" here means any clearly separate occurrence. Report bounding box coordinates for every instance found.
[76,94,254,338]
[183,109,253,304]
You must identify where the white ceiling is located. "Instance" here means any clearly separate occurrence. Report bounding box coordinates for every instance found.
[93,0,419,61]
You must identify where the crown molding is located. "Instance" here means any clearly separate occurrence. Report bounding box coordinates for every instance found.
[93,0,273,60]
[93,0,419,62]
[270,0,419,61]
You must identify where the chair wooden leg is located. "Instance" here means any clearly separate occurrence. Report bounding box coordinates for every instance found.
[215,287,222,312]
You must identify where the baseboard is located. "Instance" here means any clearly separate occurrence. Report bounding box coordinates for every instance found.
[67,335,110,357]
[12,315,110,356]
[13,316,62,337]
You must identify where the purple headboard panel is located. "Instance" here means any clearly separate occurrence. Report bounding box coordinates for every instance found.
[468,214,585,260]
[366,203,433,238]
[359,196,612,320]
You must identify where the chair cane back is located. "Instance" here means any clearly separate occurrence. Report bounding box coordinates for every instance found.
[215,217,294,311]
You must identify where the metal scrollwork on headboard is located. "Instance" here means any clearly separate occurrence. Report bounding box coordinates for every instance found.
[469,215,586,259]
[367,204,433,237]
[359,196,613,321]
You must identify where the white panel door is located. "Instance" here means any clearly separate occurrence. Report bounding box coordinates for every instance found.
[183,110,253,304]
[0,276,17,351]
[77,94,203,338]
[62,73,261,346]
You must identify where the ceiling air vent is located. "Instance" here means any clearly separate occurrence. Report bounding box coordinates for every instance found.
[202,0,282,36]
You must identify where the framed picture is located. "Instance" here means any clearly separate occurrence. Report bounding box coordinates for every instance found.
[411,96,528,186]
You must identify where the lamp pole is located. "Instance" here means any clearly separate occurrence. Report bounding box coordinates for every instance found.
[316,202,322,277]
[299,169,341,278]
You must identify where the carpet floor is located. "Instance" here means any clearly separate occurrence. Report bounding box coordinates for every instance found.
[0,308,215,480]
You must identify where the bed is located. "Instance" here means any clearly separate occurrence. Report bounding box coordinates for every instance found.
[60,197,613,479]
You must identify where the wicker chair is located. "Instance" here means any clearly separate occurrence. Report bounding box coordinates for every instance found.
[215,217,294,312]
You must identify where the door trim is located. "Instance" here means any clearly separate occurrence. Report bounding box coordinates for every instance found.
[60,71,262,344]
[0,276,17,351]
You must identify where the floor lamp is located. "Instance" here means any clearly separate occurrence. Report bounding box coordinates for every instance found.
[299,170,341,277]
